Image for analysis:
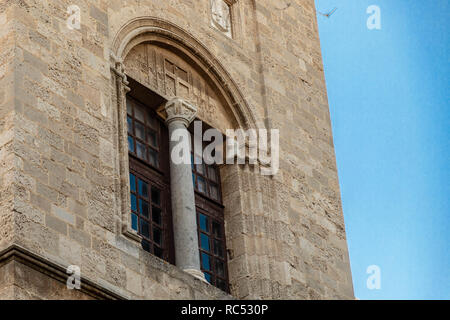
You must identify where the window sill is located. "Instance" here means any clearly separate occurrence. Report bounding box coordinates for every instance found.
[122,225,142,243]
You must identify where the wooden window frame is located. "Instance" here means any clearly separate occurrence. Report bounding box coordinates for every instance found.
[127,95,175,264]
[192,155,223,205]
[127,98,162,170]
[196,192,230,293]
[191,128,229,292]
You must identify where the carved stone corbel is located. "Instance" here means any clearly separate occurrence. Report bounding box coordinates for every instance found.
[111,53,131,94]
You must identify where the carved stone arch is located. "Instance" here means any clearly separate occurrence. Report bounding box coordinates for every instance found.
[111,16,263,132]
[111,18,264,296]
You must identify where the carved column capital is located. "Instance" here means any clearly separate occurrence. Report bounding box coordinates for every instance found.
[164,97,198,127]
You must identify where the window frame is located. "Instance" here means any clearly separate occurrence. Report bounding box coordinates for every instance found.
[127,97,164,171]
[195,193,230,293]
[191,155,223,204]
[188,124,230,292]
[127,95,175,264]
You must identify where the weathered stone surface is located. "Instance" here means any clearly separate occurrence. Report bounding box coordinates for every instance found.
[0,0,353,300]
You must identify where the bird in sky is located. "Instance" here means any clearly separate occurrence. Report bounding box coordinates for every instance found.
[318,7,337,18]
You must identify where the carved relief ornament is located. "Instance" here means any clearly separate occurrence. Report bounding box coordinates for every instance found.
[164,97,198,127]
[211,0,232,36]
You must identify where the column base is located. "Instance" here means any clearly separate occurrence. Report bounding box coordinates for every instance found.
[183,269,208,283]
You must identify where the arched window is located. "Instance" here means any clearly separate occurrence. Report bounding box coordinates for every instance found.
[113,20,261,294]
[125,85,229,291]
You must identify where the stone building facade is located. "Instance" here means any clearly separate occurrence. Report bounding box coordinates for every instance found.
[0,0,354,300]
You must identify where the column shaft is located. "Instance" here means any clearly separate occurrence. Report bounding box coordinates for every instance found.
[164,98,205,281]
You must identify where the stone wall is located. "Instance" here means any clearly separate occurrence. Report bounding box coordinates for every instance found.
[0,0,353,300]
[0,0,16,254]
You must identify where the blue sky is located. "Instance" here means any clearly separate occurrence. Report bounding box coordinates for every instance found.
[315,0,449,299]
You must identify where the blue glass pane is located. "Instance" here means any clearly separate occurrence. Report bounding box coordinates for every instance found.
[127,116,133,134]
[129,173,136,192]
[138,179,148,197]
[197,176,206,193]
[197,163,205,175]
[201,252,211,271]
[134,104,145,122]
[127,100,132,115]
[149,149,158,167]
[148,130,158,148]
[216,260,225,277]
[140,220,149,238]
[131,213,138,231]
[201,233,210,251]
[204,273,212,284]
[130,194,137,212]
[128,136,135,153]
[210,185,219,201]
[151,187,161,205]
[136,141,147,161]
[152,207,162,225]
[212,221,221,238]
[139,200,149,218]
[199,214,209,232]
[135,121,145,141]
[214,240,224,257]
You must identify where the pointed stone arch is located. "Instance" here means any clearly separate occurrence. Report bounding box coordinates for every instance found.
[110,18,266,297]
[111,16,263,132]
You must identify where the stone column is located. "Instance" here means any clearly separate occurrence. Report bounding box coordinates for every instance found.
[164,97,205,281]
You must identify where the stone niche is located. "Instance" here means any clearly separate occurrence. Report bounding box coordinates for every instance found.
[124,43,237,133]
